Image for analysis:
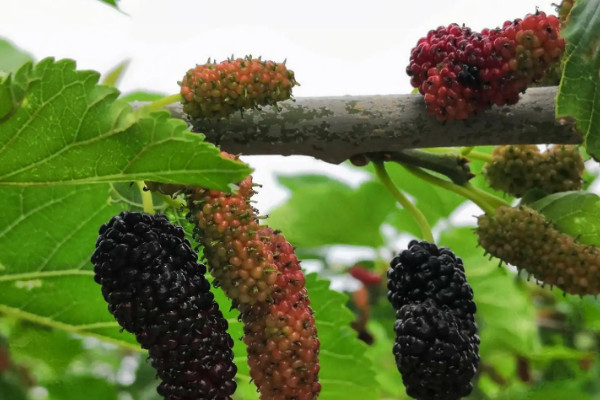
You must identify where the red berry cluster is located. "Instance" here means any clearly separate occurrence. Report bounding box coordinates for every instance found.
[407,11,564,120]
[180,56,298,119]
[155,153,320,400]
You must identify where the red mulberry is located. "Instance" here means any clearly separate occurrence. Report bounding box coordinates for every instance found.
[407,11,564,120]
[185,170,278,305]
[240,226,320,400]
[91,211,237,400]
[180,56,298,119]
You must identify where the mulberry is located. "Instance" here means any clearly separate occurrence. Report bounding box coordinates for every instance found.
[91,211,237,400]
[394,300,479,400]
[407,11,564,120]
[477,205,600,295]
[387,240,479,400]
[185,169,278,305]
[483,145,584,197]
[151,152,321,400]
[180,56,298,119]
[240,227,320,400]
[349,265,383,286]
[388,241,477,318]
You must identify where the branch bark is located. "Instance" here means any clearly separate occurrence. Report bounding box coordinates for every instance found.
[163,86,581,164]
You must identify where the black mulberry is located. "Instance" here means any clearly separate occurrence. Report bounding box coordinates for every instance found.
[387,241,476,318]
[387,240,479,400]
[91,211,237,400]
[394,300,479,400]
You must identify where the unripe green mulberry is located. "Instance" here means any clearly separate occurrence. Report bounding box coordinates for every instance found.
[483,145,584,197]
[180,56,298,119]
[477,205,600,295]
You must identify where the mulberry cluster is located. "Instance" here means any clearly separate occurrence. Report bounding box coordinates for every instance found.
[407,11,564,120]
[180,56,298,119]
[387,240,479,400]
[477,205,600,296]
[483,145,584,197]
[91,212,237,400]
[163,153,320,400]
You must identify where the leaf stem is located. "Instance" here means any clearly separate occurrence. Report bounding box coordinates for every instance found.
[136,181,154,214]
[402,165,506,215]
[0,269,94,282]
[373,161,434,243]
[147,93,181,111]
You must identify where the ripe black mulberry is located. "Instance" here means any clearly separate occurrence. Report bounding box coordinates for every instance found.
[91,211,237,400]
[387,240,479,400]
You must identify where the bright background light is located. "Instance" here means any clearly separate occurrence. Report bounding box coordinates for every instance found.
[0,0,558,212]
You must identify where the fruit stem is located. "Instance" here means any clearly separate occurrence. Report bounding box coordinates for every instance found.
[460,146,474,156]
[158,193,186,209]
[136,181,155,214]
[465,150,494,163]
[424,147,494,163]
[402,165,505,215]
[146,93,181,111]
[373,161,434,243]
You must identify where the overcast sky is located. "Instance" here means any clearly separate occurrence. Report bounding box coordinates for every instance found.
[0,0,559,213]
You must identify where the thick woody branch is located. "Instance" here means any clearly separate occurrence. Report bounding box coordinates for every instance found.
[163,86,581,164]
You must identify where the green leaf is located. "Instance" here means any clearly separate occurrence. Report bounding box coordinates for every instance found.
[556,0,600,158]
[97,0,120,10]
[216,273,379,400]
[0,58,250,191]
[8,323,84,380]
[101,60,130,88]
[495,380,594,400]
[46,376,118,400]
[306,274,378,400]
[0,38,33,74]
[120,91,167,102]
[364,321,406,398]
[0,184,139,350]
[0,370,28,400]
[439,227,540,356]
[268,175,396,247]
[528,191,600,246]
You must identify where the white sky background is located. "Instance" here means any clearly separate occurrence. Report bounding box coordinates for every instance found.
[0,0,559,214]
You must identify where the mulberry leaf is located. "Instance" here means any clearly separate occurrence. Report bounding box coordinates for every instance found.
[0,58,250,190]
